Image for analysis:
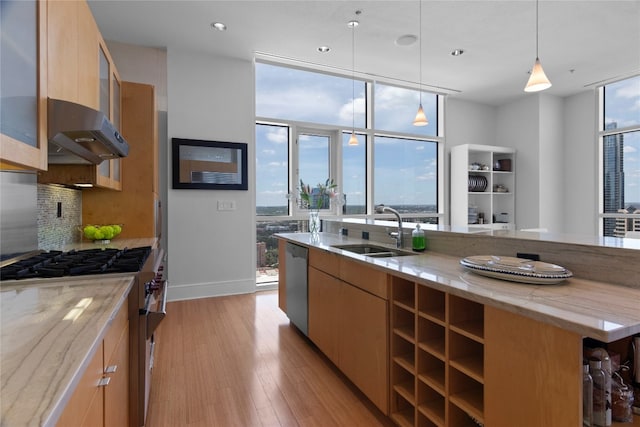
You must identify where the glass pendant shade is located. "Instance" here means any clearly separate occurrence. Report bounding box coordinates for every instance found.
[348,132,359,146]
[524,57,552,92]
[413,104,428,126]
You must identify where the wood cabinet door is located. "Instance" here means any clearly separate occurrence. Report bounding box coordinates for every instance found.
[56,342,104,427]
[484,305,582,427]
[308,266,341,365]
[339,282,389,414]
[77,0,99,109]
[47,0,78,103]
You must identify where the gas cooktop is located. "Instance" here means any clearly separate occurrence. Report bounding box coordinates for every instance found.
[0,246,152,281]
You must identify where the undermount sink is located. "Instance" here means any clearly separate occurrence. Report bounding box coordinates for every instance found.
[331,244,417,258]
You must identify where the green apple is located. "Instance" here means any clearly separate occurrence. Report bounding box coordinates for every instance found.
[83,225,97,239]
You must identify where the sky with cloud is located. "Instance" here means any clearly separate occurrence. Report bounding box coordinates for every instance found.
[255,64,640,209]
[255,63,438,209]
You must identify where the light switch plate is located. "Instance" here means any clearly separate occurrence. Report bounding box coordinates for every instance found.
[217,200,237,211]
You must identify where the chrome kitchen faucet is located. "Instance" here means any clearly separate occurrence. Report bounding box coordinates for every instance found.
[375,204,403,248]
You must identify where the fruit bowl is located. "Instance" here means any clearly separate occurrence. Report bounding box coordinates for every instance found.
[80,224,123,243]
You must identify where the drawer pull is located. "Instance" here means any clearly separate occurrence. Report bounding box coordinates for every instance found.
[104,365,117,374]
[98,377,111,387]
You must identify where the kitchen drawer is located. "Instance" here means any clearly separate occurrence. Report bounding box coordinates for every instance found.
[309,248,341,278]
[340,258,388,300]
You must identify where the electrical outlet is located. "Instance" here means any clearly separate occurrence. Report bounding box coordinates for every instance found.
[217,200,237,211]
[517,252,540,261]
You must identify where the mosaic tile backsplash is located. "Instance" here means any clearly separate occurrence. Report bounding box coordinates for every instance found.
[37,184,82,250]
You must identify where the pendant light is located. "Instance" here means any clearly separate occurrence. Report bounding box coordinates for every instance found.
[524,0,552,92]
[414,0,428,126]
[348,17,359,146]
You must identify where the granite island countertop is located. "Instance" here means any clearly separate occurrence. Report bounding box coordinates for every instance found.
[0,275,135,427]
[277,232,640,342]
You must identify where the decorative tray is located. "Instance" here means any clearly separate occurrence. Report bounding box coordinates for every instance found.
[460,255,572,284]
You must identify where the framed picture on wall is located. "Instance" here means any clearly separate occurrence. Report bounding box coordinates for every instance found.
[172,138,248,190]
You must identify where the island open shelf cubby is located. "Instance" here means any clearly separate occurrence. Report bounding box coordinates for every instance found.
[390,276,485,427]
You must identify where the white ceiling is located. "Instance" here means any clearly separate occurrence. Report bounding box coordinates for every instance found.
[88,0,640,106]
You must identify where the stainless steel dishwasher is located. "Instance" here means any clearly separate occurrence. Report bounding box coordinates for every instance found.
[285,242,308,336]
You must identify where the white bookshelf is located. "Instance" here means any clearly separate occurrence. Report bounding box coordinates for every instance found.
[450,144,516,230]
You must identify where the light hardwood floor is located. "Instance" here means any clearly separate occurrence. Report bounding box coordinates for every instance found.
[146,290,395,427]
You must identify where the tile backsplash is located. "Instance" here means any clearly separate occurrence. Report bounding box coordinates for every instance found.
[37,184,82,250]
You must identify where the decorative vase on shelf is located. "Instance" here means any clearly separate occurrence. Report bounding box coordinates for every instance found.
[309,210,320,239]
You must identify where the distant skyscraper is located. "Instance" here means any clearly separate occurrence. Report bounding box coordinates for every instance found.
[603,122,625,236]
[256,242,267,267]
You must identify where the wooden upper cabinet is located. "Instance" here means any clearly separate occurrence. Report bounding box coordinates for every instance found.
[47,0,79,103]
[0,0,48,171]
[39,0,123,190]
[47,0,99,107]
[82,82,159,238]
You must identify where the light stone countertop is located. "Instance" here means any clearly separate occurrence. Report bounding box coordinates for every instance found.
[278,232,640,342]
[0,275,135,427]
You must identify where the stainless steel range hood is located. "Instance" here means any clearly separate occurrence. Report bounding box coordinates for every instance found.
[48,98,129,165]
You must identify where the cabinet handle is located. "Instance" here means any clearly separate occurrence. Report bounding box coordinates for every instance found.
[104,365,118,374]
[98,377,111,387]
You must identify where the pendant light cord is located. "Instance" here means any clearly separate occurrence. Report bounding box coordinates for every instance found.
[418,0,422,104]
[352,20,355,133]
[535,0,539,58]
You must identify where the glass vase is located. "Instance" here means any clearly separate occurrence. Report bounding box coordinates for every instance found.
[309,210,320,239]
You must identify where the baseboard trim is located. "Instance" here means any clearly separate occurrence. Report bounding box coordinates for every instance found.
[167,278,256,301]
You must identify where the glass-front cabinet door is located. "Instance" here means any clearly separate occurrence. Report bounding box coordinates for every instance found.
[97,43,111,182]
[0,0,47,170]
[96,41,122,190]
[99,45,110,117]
[111,70,121,183]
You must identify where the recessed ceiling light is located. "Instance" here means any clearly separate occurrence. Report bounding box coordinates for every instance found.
[211,22,227,31]
[347,20,359,28]
[451,49,464,56]
[318,46,331,53]
[396,34,418,46]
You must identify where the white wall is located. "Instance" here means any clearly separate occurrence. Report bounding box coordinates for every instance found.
[562,90,598,236]
[166,48,256,300]
[496,96,540,229]
[538,94,564,233]
[444,98,497,224]
[445,97,497,148]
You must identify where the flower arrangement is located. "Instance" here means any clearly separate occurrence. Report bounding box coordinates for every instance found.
[298,178,337,211]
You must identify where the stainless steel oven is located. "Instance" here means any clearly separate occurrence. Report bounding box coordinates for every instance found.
[135,250,167,426]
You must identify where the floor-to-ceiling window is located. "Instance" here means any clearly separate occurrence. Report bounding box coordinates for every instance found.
[599,75,640,237]
[255,61,443,285]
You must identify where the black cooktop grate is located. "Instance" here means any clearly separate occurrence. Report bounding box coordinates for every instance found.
[0,246,152,281]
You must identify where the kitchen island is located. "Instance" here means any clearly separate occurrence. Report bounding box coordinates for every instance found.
[277,232,640,427]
